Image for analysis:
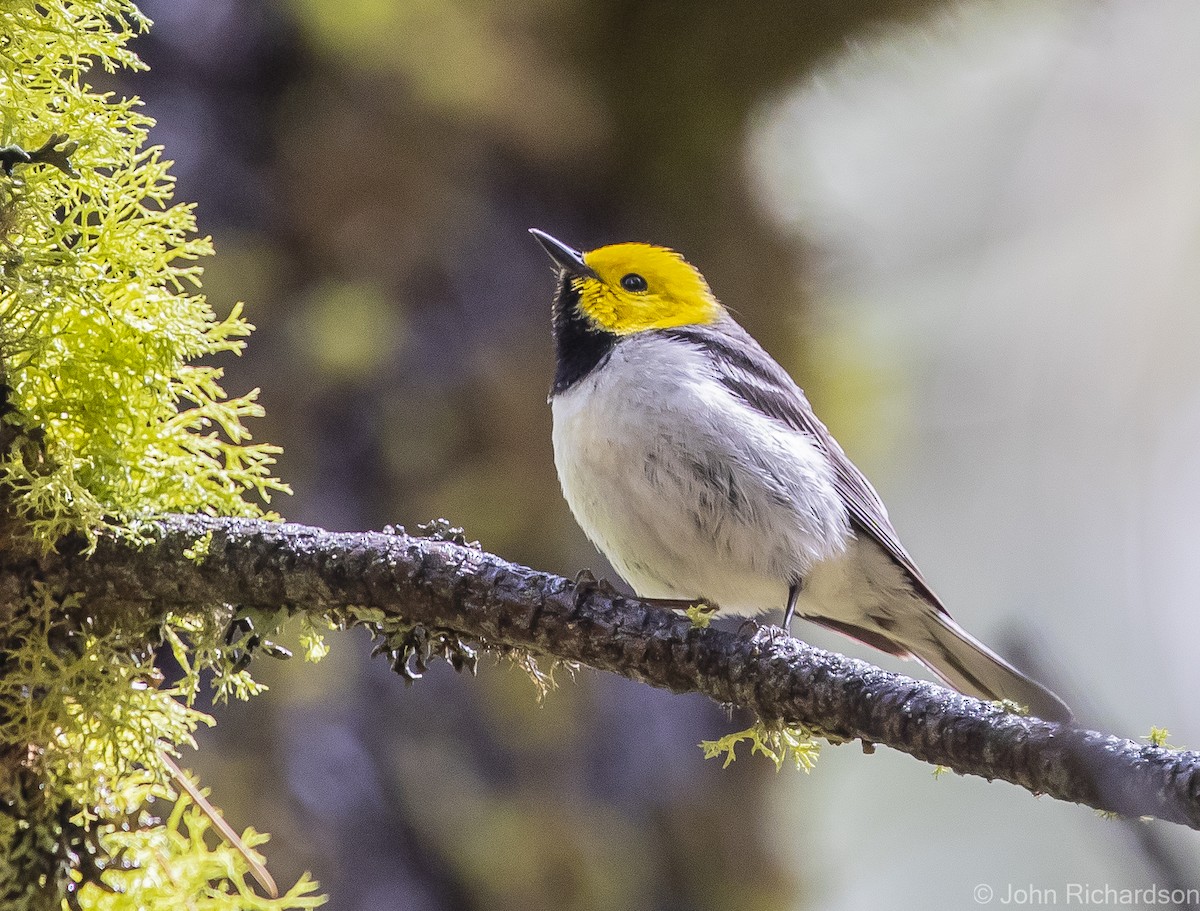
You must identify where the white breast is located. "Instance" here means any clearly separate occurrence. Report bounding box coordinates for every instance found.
[551,333,851,615]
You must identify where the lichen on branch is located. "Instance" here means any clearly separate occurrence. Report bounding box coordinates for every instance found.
[0,0,288,547]
[0,2,302,909]
[58,514,1200,833]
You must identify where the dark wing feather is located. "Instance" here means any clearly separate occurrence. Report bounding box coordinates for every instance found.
[662,318,946,612]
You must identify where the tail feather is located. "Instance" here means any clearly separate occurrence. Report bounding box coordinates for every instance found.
[914,613,1073,723]
[798,537,1073,723]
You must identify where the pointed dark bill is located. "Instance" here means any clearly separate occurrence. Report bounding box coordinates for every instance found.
[529,228,598,279]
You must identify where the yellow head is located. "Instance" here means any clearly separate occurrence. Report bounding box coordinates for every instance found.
[531,229,723,334]
[575,242,723,333]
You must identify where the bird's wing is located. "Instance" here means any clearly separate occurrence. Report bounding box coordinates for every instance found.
[662,319,946,612]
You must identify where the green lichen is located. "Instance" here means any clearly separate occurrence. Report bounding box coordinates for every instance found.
[683,601,717,628]
[700,722,821,772]
[298,616,331,663]
[76,787,323,911]
[182,529,213,564]
[1145,726,1173,749]
[0,2,314,908]
[0,0,289,548]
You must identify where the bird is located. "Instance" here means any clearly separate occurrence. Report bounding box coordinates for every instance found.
[530,227,1073,723]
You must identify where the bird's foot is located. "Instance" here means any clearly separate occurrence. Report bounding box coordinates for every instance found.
[740,619,792,648]
[735,617,763,637]
[572,568,622,602]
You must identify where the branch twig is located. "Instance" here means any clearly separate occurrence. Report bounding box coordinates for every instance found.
[43,514,1200,830]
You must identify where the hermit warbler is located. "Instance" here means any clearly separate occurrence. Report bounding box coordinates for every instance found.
[531,228,1072,723]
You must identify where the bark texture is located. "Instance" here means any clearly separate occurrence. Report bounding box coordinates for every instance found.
[42,514,1200,829]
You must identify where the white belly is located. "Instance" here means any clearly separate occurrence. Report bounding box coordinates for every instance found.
[551,335,851,615]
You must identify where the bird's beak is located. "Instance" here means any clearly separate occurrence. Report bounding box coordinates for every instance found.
[529,228,598,279]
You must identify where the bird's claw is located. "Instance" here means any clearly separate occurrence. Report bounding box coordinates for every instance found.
[573,568,620,600]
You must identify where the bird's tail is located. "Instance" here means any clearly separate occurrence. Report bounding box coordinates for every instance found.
[912,612,1073,723]
[798,538,1073,722]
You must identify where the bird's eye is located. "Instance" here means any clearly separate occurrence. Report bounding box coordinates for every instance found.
[620,273,648,293]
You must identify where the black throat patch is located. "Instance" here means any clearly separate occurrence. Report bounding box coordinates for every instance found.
[550,275,616,396]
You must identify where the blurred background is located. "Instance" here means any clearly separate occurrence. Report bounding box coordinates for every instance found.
[117,0,1200,907]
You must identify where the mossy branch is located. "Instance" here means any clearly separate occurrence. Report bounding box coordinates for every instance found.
[42,513,1200,831]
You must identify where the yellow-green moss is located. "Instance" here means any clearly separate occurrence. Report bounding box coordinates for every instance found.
[77,785,322,911]
[1145,727,1176,750]
[700,722,821,772]
[0,2,312,908]
[0,0,288,546]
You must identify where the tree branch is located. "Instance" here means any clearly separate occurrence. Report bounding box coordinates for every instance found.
[44,514,1200,829]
